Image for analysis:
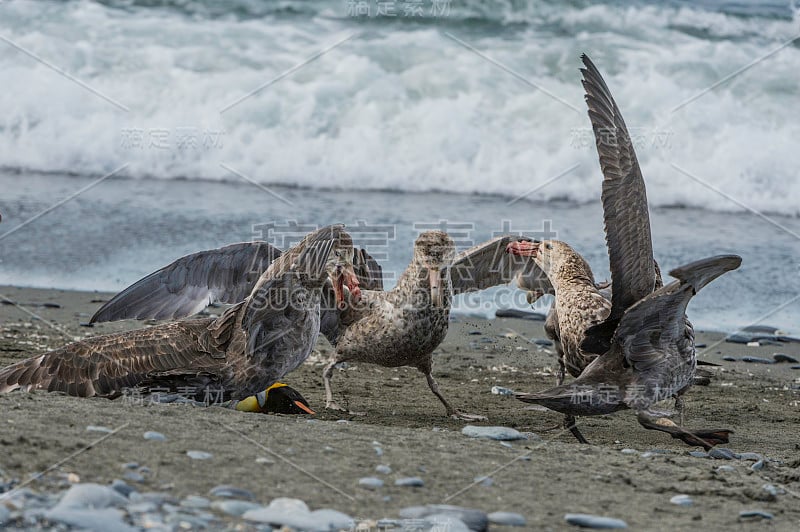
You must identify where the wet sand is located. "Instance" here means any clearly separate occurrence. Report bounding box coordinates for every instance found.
[1,285,799,530]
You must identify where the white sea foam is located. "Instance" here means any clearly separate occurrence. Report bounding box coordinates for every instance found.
[1,0,799,214]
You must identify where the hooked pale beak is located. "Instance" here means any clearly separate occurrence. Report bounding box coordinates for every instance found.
[506,240,540,258]
[333,263,361,310]
[428,267,443,307]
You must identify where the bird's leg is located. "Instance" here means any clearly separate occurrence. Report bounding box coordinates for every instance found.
[636,412,732,451]
[557,356,566,386]
[423,371,487,421]
[674,395,685,426]
[323,358,347,412]
[564,414,589,444]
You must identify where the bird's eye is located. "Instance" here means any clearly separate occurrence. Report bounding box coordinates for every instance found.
[545,243,553,250]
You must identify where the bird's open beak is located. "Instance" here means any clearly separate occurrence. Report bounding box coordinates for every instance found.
[429,267,443,307]
[294,401,316,415]
[506,240,540,258]
[333,263,361,310]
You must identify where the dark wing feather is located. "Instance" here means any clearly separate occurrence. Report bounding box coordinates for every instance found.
[614,255,740,407]
[91,242,282,323]
[0,320,224,397]
[581,54,657,330]
[448,236,552,296]
[353,248,384,291]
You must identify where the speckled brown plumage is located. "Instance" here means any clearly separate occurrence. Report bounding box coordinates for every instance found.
[0,229,356,402]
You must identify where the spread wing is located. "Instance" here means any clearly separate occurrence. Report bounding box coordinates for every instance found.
[91,242,282,323]
[581,54,657,328]
[614,255,741,407]
[448,236,552,296]
[0,320,223,397]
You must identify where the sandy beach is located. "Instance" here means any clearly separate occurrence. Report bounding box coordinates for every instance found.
[1,285,798,530]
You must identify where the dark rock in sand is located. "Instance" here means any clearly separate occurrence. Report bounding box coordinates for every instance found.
[741,356,774,364]
[495,309,546,321]
[565,513,628,529]
[533,338,554,346]
[773,353,799,363]
[208,485,255,501]
[739,510,773,520]
[722,356,737,362]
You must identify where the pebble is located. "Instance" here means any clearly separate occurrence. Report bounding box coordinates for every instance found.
[122,462,139,470]
[739,510,774,520]
[255,457,275,465]
[488,511,527,527]
[722,355,737,361]
[211,499,262,516]
[110,479,135,498]
[56,483,128,509]
[181,495,211,508]
[716,465,736,472]
[395,477,425,487]
[751,460,766,471]
[126,502,158,513]
[565,514,628,529]
[44,507,136,532]
[186,450,213,460]
[123,472,145,483]
[374,446,384,457]
[741,356,774,364]
[709,448,738,460]
[0,506,9,526]
[375,464,392,475]
[426,514,471,531]
[243,498,353,530]
[533,338,554,346]
[209,485,256,500]
[491,386,514,396]
[792,365,800,370]
[308,509,355,531]
[670,495,693,507]
[143,431,166,442]
[400,505,488,531]
[358,477,384,489]
[620,448,638,455]
[461,425,526,441]
[86,425,114,434]
[474,475,494,487]
[688,451,709,458]
[773,353,799,363]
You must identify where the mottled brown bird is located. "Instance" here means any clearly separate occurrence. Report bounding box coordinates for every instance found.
[0,226,361,405]
[324,231,540,420]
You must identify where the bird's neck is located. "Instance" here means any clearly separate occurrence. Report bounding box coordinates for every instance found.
[548,253,597,297]
[395,262,452,300]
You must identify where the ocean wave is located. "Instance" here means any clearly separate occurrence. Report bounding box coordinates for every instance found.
[1,0,799,215]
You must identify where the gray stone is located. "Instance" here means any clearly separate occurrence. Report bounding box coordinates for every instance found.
[143,431,166,442]
[773,353,798,363]
[426,514,470,531]
[739,510,773,519]
[670,494,693,507]
[564,513,628,529]
[461,425,526,441]
[741,356,774,364]
[56,483,128,509]
[123,472,145,483]
[211,500,263,516]
[44,508,136,532]
[722,355,737,361]
[491,386,514,396]
[395,477,425,487]
[164,511,214,528]
[0,506,9,526]
[474,475,494,487]
[255,456,275,465]
[709,448,738,460]
[309,509,355,530]
[688,451,709,458]
[181,495,211,508]
[375,464,392,475]
[126,502,158,513]
[122,462,139,470]
[358,477,384,489]
[488,511,526,527]
[209,485,256,500]
[620,449,638,455]
[716,465,736,472]
[86,425,114,433]
[751,460,766,471]
[186,450,213,460]
[400,505,487,531]
[737,452,763,461]
[242,498,319,529]
[110,479,136,498]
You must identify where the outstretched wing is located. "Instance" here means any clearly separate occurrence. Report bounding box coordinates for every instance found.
[0,320,222,397]
[448,236,552,296]
[615,255,741,407]
[91,242,282,323]
[581,54,657,339]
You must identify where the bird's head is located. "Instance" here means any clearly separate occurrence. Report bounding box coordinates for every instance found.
[235,383,315,415]
[413,230,456,307]
[506,239,574,277]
